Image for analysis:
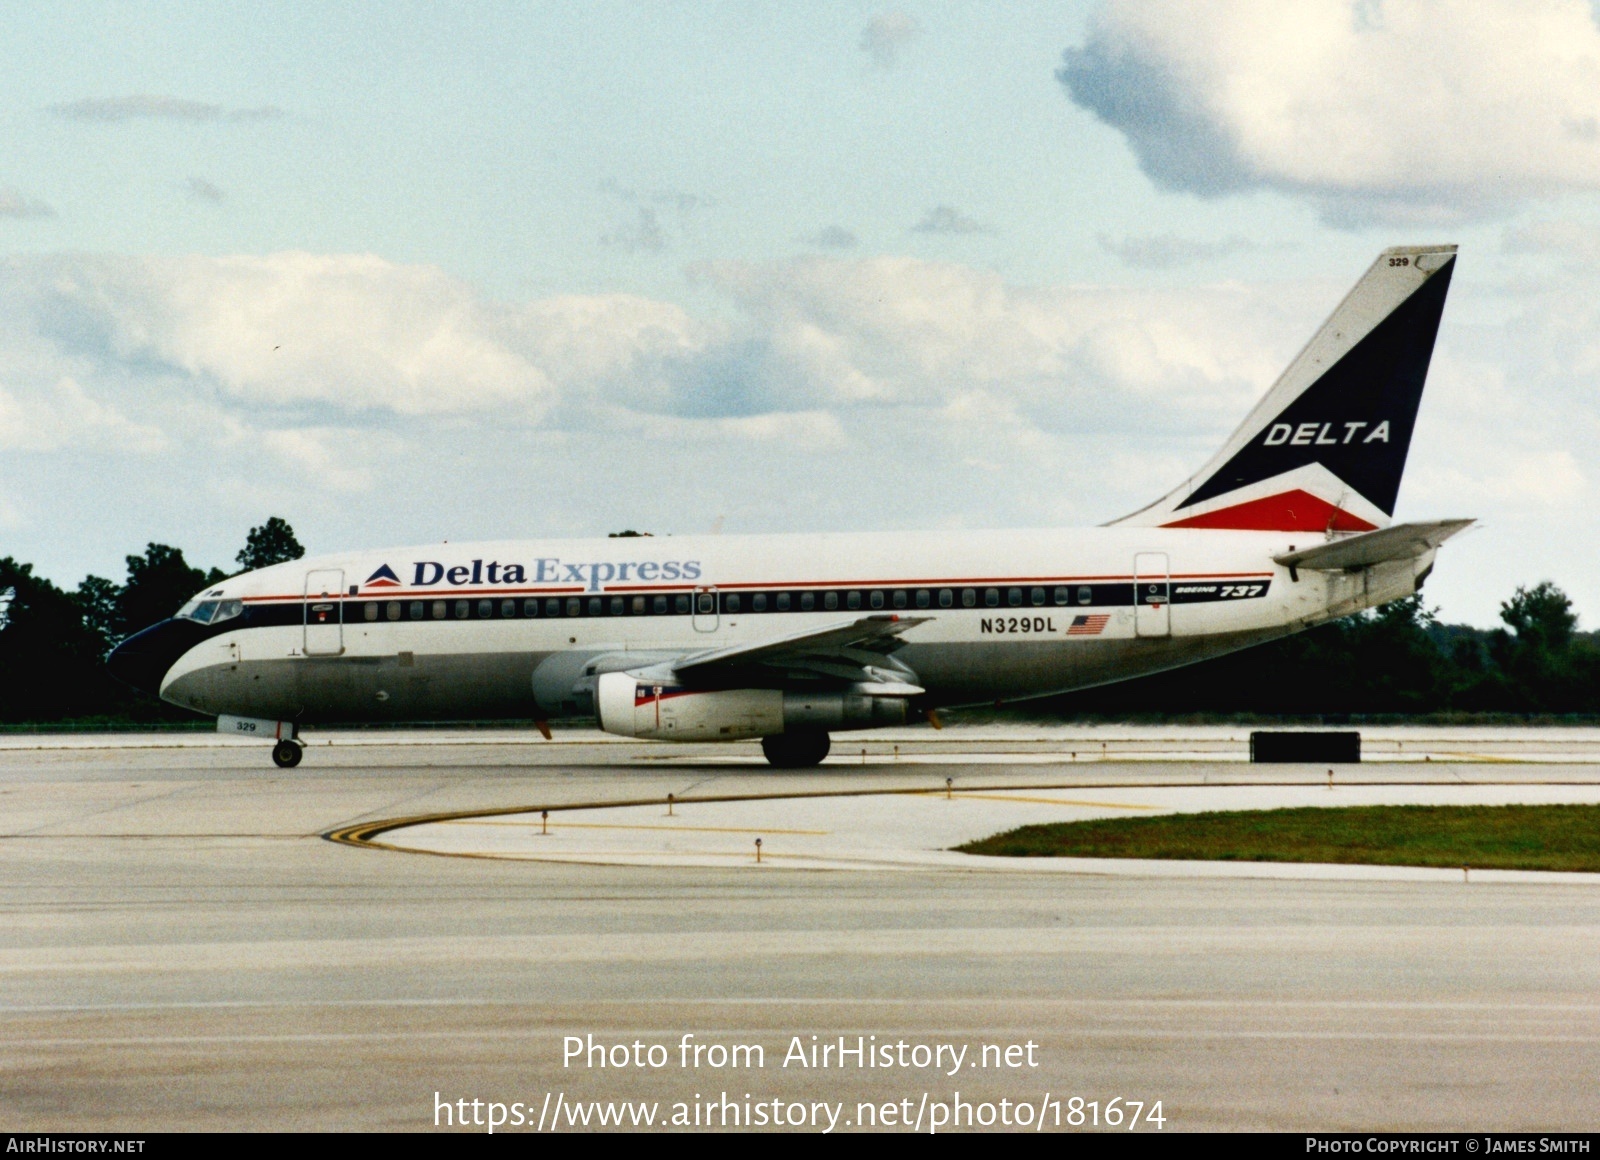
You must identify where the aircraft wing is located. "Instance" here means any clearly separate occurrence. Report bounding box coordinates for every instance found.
[1273,519,1474,572]
[670,614,931,692]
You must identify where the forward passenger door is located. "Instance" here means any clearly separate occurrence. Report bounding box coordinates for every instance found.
[304,569,345,656]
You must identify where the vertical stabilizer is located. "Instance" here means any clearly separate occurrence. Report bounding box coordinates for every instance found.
[1113,245,1456,532]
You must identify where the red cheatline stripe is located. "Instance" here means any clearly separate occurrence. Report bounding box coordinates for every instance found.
[700,572,1273,589]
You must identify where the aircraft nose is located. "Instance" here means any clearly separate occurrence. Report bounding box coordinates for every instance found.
[107,618,203,698]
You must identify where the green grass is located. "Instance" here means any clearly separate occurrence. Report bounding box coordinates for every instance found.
[956,804,1600,872]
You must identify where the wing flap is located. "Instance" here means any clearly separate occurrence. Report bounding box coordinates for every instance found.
[672,614,930,688]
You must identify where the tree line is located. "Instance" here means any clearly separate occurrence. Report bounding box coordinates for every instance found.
[1048,583,1600,719]
[0,518,303,722]
[1,516,1597,722]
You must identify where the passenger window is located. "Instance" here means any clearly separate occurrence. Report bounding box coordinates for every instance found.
[432,601,447,619]
[609,596,624,615]
[776,593,791,611]
[753,593,767,612]
[566,598,581,617]
[868,591,883,610]
[697,593,714,614]
[1008,588,1023,607]
[654,595,668,614]
[502,600,516,617]
[364,603,378,622]
[893,590,907,609]
[916,590,930,609]
[547,598,562,617]
[524,599,539,617]
[676,594,690,613]
[824,592,838,610]
[726,594,741,613]
[939,589,953,608]
[802,592,815,611]
[409,601,425,620]
[632,596,646,614]
[455,600,470,619]
[1031,587,1045,606]
[479,600,494,618]
[588,597,602,616]
[985,589,1000,607]
[1054,587,1069,606]
[387,602,401,621]
[847,591,861,610]
[1077,586,1092,605]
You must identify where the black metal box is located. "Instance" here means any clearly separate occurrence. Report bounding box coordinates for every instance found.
[1249,731,1361,763]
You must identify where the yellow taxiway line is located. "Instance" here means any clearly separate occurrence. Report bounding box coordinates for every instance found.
[440,819,829,836]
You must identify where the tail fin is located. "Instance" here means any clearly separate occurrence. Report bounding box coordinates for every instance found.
[1113,245,1456,532]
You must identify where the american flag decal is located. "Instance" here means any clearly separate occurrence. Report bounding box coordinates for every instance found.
[1067,614,1110,636]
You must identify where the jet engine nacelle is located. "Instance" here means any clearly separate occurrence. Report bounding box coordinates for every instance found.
[595,673,908,741]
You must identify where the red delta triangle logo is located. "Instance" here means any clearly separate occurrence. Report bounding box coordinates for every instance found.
[363,564,402,589]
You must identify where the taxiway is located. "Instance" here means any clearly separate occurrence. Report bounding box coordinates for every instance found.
[4,727,1600,1131]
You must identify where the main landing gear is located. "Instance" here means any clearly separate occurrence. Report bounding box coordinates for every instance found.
[761,729,831,768]
[271,739,304,768]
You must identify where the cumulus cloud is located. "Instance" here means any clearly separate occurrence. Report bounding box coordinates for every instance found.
[601,205,667,252]
[1059,0,1600,222]
[0,188,53,219]
[0,249,1312,449]
[3,246,1597,626]
[599,178,706,215]
[1503,218,1600,265]
[0,377,165,454]
[689,254,1304,431]
[861,11,921,68]
[598,179,709,252]
[48,95,284,123]
[185,178,226,205]
[0,252,720,430]
[911,205,994,235]
[799,225,859,250]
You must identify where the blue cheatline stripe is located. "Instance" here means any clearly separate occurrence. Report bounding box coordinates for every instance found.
[206,577,1271,636]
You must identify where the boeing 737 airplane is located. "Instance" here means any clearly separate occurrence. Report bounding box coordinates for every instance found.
[110,246,1470,768]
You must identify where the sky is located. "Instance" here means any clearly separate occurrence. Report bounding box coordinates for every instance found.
[3,0,1600,627]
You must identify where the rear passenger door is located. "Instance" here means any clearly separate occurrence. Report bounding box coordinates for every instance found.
[1133,553,1170,638]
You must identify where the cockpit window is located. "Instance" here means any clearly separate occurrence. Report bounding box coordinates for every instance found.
[177,598,243,625]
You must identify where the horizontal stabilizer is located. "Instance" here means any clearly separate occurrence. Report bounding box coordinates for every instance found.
[1273,519,1473,572]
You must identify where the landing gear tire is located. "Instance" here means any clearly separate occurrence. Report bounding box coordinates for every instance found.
[271,740,303,769]
[761,729,830,768]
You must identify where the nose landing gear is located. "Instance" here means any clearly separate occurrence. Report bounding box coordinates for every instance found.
[271,739,304,768]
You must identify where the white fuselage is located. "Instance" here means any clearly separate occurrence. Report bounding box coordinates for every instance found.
[153,525,1430,728]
